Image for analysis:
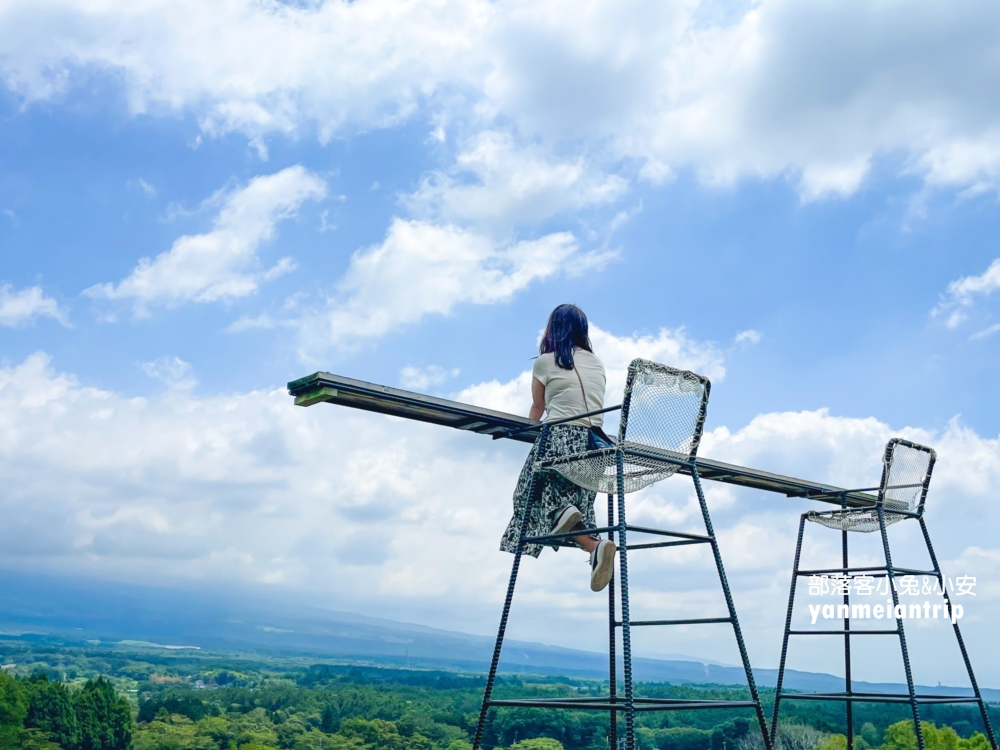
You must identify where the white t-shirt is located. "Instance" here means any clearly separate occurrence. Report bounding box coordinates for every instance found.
[532,349,607,427]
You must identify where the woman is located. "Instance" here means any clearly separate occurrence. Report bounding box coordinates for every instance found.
[499,304,617,592]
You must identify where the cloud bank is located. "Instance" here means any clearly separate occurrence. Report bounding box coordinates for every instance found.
[2,340,997,685]
[5,0,1000,197]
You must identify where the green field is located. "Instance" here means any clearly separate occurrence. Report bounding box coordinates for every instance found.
[0,636,994,750]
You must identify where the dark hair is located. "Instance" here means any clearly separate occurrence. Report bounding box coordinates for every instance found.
[540,304,593,370]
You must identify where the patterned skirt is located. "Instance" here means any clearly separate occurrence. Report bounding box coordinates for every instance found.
[500,425,598,558]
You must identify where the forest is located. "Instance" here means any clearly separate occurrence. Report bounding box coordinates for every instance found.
[0,637,994,750]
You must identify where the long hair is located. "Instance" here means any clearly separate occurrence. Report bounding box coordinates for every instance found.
[539,304,593,370]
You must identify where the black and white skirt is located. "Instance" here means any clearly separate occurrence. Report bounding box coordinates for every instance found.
[500,425,598,558]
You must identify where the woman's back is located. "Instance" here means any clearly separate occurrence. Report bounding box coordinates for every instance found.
[532,348,606,427]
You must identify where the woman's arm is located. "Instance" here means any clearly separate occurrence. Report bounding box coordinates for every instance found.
[529,377,546,421]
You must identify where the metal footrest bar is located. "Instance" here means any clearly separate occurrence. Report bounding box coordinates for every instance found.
[633,702,760,712]
[626,525,712,541]
[616,617,732,627]
[486,697,762,712]
[628,539,709,550]
[486,701,620,711]
[522,525,618,544]
[778,692,983,705]
[787,629,898,635]
[525,525,712,546]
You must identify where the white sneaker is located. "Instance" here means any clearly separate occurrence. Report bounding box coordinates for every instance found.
[590,540,617,592]
[551,505,583,535]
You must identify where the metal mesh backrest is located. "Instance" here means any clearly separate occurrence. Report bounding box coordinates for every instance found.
[545,359,711,494]
[617,359,710,459]
[879,438,935,515]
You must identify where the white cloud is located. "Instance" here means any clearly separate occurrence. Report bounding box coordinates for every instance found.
[404,130,628,229]
[482,0,1000,199]
[0,350,532,626]
[127,177,157,198]
[85,166,326,312]
[399,365,460,390]
[934,257,1000,328]
[5,1,1000,198]
[0,284,68,327]
[0,0,488,140]
[301,218,580,350]
[970,323,1000,341]
[1,350,998,684]
[734,329,761,348]
[943,258,1000,303]
[139,356,196,389]
[227,312,281,333]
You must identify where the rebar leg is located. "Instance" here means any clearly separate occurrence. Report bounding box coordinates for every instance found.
[692,466,772,750]
[876,506,925,750]
[772,515,807,740]
[608,493,618,750]
[842,522,853,750]
[473,429,549,750]
[616,452,635,750]
[918,519,997,750]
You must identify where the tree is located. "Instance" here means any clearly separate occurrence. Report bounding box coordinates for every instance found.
[339,718,407,750]
[860,724,881,748]
[321,706,339,734]
[880,720,991,750]
[74,677,133,750]
[0,672,27,728]
[814,735,847,750]
[510,740,565,750]
[24,675,79,748]
[0,726,62,750]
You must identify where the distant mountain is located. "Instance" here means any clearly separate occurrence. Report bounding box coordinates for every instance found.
[1,571,995,702]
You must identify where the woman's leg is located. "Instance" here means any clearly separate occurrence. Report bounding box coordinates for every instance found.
[503,426,605,557]
[499,441,545,558]
[574,533,600,553]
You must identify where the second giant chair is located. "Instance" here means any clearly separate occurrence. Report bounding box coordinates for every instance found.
[771,439,997,750]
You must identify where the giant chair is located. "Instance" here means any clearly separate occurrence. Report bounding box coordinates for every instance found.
[473,359,771,750]
[771,438,997,750]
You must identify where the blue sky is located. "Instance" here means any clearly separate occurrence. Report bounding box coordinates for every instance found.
[2,0,1000,687]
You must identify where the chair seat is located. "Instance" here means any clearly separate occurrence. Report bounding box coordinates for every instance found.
[542,443,688,494]
[805,503,908,533]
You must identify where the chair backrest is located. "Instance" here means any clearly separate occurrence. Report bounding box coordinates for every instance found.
[616,359,710,460]
[878,438,936,515]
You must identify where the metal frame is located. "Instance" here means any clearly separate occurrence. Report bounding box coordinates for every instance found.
[771,439,997,750]
[285,374,995,750]
[471,361,771,750]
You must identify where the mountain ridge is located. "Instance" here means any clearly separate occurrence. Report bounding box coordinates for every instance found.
[1,571,995,702]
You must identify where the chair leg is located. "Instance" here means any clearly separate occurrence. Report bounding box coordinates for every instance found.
[876,505,926,750]
[608,492,618,750]
[842,525,853,750]
[918,518,998,750]
[772,515,807,740]
[473,430,550,750]
[616,452,636,750]
[692,466,772,750]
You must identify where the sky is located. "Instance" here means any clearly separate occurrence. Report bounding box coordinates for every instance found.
[2,0,1000,689]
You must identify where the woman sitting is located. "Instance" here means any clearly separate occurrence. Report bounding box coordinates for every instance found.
[499,303,617,592]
